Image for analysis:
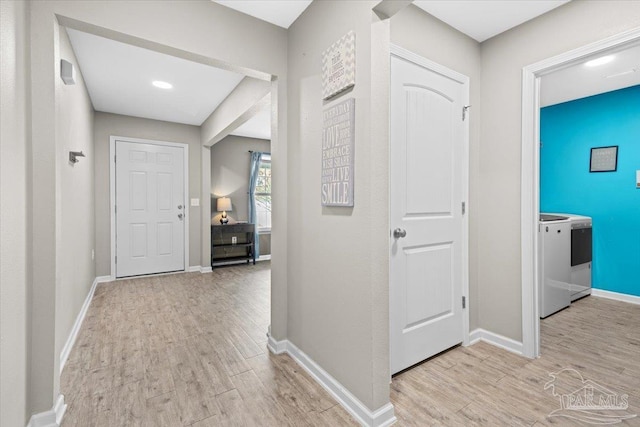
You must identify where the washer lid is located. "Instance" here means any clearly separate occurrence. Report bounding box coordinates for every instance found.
[540,214,569,222]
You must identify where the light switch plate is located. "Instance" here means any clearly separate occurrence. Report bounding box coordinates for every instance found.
[190,198,200,207]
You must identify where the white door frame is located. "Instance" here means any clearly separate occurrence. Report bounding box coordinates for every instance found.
[389,45,471,356]
[520,27,640,359]
[110,135,190,279]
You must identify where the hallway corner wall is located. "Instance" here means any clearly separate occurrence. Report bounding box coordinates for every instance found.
[286,0,391,413]
[0,0,31,425]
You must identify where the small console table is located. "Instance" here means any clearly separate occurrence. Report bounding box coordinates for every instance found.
[211,223,256,268]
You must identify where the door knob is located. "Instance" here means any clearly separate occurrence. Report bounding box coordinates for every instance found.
[178,205,183,210]
[178,213,183,220]
[393,228,407,238]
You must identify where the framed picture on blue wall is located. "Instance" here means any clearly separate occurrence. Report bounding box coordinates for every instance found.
[590,146,618,172]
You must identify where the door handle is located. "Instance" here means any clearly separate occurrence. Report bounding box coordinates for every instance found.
[393,228,407,239]
[178,205,183,210]
[178,213,183,220]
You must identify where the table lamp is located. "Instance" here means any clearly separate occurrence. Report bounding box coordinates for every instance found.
[217,197,232,225]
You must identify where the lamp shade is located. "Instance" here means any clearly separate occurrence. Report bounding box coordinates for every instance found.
[216,197,232,212]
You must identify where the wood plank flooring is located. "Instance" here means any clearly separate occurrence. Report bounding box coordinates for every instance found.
[392,296,640,426]
[61,262,357,426]
[62,264,640,426]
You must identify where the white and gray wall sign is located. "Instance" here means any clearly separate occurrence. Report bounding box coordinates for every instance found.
[322,98,355,207]
[321,31,355,100]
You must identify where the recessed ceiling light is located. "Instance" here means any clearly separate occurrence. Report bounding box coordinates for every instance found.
[152,80,173,89]
[584,56,614,67]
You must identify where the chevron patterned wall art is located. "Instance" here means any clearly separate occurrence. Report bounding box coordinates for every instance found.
[322,31,355,100]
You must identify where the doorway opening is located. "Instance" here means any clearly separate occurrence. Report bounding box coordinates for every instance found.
[520,27,640,359]
[56,13,283,391]
[210,112,273,268]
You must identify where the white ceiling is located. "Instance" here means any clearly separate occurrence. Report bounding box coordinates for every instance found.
[66,28,245,126]
[413,1,570,42]
[213,0,313,28]
[231,107,271,140]
[541,44,640,107]
[213,0,570,43]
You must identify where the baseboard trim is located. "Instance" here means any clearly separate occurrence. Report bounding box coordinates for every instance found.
[200,266,212,273]
[592,288,640,305]
[469,328,523,356]
[60,275,111,373]
[60,276,100,374]
[54,395,66,426]
[187,265,201,272]
[267,333,287,354]
[26,394,66,427]
[257,254,271,262]
[266,334,396,427]
[96,275,112,283]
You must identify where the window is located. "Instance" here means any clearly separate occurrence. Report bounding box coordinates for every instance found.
[255,155,271,231]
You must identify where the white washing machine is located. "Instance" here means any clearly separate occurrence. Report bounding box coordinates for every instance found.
[539,213,593,318]
[539,214,572,318]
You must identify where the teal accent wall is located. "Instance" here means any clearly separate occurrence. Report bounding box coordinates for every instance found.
[541,85,640,297]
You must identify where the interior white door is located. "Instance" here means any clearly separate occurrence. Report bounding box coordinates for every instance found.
[115,140,185,277]
[390,51,468,374]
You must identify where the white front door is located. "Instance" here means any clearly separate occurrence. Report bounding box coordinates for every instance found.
[115,140,185,277]
[390,49,468,374]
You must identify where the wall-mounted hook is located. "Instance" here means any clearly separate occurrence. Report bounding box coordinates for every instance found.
[69,151,85,164]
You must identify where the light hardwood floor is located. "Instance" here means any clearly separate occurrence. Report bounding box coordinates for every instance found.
[392,296,640,426]
[62,264,640,426]
[61,262,357,426]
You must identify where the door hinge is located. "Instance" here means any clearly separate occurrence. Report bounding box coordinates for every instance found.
[115,205,117,214]
[114,155,116,163]
[462,201,466,215]
[462,296,466,309]
[115,255,117,264]
[462,105,471,121]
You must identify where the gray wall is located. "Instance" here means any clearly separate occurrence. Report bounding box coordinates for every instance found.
[390,4,482,332]
[94,112,202,275]
[287,0,391,412]
[210,135,270,224]
[55,27,96,371]
[478,0,640,341]
[0,1,30,425]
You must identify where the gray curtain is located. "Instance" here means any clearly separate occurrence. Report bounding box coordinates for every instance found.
[248,151,263,258]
